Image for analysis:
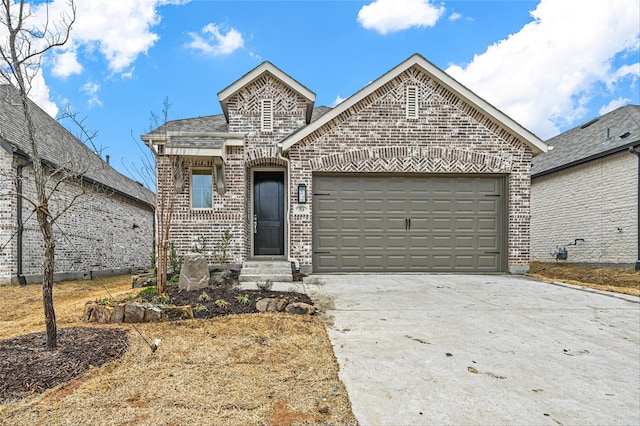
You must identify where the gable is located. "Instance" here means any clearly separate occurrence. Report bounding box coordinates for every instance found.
[281,54,547,156]
[218,61,316,124]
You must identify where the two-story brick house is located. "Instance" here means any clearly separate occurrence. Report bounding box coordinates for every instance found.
[142,54,547,274]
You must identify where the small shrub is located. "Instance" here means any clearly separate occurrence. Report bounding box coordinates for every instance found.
[214,299,230,309]
[193,235,207,254]
[235,294,250,304]
[198,291,211,302]
[153,293,172,305]
[96,297,114,306]
[194,303,208,313]
[169,242,183,275]
[213,229,233,264]
[168,273,180,285]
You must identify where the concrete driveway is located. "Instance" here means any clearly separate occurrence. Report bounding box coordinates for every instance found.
[305,274,640,425]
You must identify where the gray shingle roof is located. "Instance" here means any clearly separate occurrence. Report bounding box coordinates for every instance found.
[0,85,155,207]
[142,114,229,139]
[532,105,640,177]
[142,106,333,145]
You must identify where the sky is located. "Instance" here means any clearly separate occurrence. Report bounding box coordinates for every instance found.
[2,0,639,187]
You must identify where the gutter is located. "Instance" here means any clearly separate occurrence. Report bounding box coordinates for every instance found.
[629,145,640,271]
[15,160,31,286]
[277,144,300,272]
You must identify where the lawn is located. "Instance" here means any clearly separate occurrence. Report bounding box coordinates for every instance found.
[0,276,357,425]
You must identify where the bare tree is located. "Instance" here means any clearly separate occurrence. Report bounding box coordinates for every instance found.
[145,97,184,294]
[0,0,76,349]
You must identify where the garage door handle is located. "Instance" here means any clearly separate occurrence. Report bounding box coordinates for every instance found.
[314,251,331,254]
[484,251,500,254]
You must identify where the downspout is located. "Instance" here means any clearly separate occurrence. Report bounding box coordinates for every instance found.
[629,146,640,271]
[16,160,31,286]
[277,145,300,272]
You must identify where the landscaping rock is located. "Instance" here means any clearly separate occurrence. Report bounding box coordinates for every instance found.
[111,304,125,323]
[256,297,279,312]
[285,302,315,315]
[81,301,98,322]
[124,303,146,323]
[143,305,163,322]
[132,273,156,288]
[178,254,210,291]
[90,304,113,324]
[164,306,194,321]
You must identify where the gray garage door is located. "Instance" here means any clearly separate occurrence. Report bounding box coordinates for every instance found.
[313,174,506,273]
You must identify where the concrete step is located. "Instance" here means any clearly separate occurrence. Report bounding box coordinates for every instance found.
[239,260,293,283]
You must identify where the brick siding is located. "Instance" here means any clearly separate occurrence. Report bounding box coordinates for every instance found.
[0,154,154,285]
[531,152,637,265]
[161,65,534,273]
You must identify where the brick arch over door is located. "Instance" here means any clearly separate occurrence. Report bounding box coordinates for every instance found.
[245,148,288,168]
[308,146,513,174]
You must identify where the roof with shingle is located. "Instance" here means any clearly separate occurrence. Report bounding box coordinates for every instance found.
[141,106,334,144]
[0,85,155,207]
[532,105,640,178]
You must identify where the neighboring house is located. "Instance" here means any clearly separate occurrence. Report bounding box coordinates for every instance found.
[142,54,548,274]
[0,85,156,285]
[531,105,640,267]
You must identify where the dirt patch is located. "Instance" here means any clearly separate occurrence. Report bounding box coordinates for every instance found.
[529,262,640,296]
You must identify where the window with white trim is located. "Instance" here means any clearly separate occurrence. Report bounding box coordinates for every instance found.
[261,99,273,132]
[406,86,418,119]
[191,169,213,209]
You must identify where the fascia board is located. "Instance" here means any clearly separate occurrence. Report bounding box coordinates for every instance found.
[281,53,548,156]
[165,147,223,157]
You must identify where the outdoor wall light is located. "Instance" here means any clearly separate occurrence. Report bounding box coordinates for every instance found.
[297,183,307,204]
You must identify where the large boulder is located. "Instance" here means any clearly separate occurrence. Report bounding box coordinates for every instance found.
[178,253,210,291]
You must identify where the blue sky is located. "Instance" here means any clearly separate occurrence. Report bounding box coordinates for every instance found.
[4,0,640,186]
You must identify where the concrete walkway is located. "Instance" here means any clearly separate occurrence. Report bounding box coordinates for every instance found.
[306,274,640,426]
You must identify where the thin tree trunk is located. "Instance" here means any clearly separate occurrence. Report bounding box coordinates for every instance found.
[38,209,57,349]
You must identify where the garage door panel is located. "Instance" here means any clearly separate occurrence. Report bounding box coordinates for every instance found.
[313,175,504,272]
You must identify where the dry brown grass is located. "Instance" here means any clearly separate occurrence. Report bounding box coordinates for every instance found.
[0,278,357,425]
[529,262,640,296]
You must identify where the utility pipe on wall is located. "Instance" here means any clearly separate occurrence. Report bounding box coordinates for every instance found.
[16,160,31,286]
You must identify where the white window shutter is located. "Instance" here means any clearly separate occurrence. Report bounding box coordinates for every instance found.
[406,86,418,119]
[261,99,273,132]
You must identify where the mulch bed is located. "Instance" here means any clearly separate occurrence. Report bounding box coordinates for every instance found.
[0,327,128,403]
[144,269,314,319]
[0,269,314,403]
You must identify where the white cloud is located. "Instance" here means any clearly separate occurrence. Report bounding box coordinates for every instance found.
[51,50,83,77]
[357,0,445,34]
[446,0,640,139]
[187,23,244,56]
[36,0,181,77]
[599,97,630,116]
[332,95,346,107]
[82,81,102,108]
[29,71,60,118]
[448,12,462,22]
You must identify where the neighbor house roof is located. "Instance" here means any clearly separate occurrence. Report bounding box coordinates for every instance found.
[217,61,316,124]
[532,105,640,178]
[280,53,549,156]
[0,85,155,208]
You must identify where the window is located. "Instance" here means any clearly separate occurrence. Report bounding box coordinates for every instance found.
[191,169,213,209]
[261,99,273,132]
[406,86,418,119]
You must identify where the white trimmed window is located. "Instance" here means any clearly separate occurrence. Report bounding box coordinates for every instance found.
[261,99,273,132]
[406,86,418,119]
[191,169,213,209]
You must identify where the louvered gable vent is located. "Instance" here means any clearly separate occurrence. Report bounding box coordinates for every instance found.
[406,86,418,119]
[261,99,273,132]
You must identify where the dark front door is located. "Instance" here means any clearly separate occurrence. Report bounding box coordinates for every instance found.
[254,171,285,256]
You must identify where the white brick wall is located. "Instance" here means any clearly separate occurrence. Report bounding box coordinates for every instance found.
[531,151,637,265]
